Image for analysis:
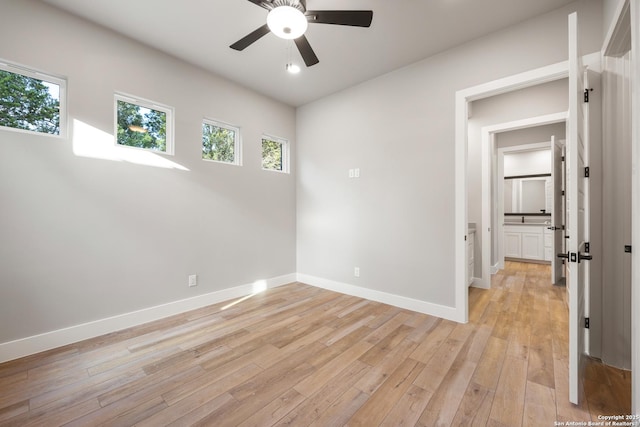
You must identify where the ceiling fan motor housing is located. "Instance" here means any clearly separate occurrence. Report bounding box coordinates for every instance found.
[270,0,306,12]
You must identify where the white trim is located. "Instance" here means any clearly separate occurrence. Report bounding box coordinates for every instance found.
[202,118,242,166]
[602,0,631,57]
[0,273,296,364]
[262,134,290,174]
[491,263,500,275]
[114,92,175,155]
[297,274,460,322]
[0,58,67,138]
[629,0,640,414]
[455,61,571,323]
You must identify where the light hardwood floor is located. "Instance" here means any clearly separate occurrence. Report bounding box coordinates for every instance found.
[0,261,631,426]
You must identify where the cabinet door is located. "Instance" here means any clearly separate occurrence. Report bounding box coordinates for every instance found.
[522,232,544,260]
[504,232,522,258]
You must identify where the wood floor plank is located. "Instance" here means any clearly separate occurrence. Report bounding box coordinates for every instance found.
[409,319,455,363]
[0,400,29,423]
[275,360,370,426]
[0,266,630,426]
[354,337,419,395]
[294,340,373,397]
[379,384,433,427]
[522,380,557,427]
[237,389,305,427]
[309,386,368,427]
[23,398,101,427]
[416,360,477,427]
[162,362,263,408]
[412,337,467,393]
[347,357,425,426]
[450,382,495,426]
[488,356,528,426]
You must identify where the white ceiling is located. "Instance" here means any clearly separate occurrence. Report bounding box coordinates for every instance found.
[41,0,576,107]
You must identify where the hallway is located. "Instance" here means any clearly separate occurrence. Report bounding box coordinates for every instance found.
[470,260,631,423]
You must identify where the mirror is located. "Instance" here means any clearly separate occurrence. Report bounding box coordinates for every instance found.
[504,175,551,214]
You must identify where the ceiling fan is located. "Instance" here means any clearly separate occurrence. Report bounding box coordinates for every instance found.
[230,0,373,67]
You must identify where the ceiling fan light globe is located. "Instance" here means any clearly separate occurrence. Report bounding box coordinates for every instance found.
[267,6,308,39]
[286,63,301,74]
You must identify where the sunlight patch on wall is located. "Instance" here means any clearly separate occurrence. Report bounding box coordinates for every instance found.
[220,280,268,311]
[72,119,189,171]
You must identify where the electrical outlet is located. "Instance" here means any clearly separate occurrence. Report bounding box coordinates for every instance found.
[354,267,360,277]
[348,169,355,178]
[188,274,197,287]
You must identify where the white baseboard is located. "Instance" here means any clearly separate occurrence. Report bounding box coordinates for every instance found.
[491,263,500,275]
[470,277,490,290]
[0,273,296,364]
[297,273,460,323]
[1,272,464,363]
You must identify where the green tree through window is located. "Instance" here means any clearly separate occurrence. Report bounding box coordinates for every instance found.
[262,138,284,171]
[0,69,60,135]
[202,122,237,163]
[116,100,167,152]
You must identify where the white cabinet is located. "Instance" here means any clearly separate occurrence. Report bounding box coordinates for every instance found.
[467,230,475,286]
[543,228,553,261]
[504,231,522,258]
[503,224,546,261]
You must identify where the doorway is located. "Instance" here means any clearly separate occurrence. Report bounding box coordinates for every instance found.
[482,114,567,286]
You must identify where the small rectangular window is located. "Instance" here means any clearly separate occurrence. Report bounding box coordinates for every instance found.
[262,135,289,173]
[114,93,174,154]
[202,119,241,165]
[0,59,66,137]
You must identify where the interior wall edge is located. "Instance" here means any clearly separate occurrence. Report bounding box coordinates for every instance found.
[297,273,463,323]
[0,272,297,364]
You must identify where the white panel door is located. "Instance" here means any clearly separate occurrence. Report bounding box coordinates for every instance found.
[567,11,591,405]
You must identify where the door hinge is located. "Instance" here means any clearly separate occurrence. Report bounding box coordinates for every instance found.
[584,167,590,178]
[561,190,565,196]
[625,245,632,253]
[561,156,565,162]
[584,88,593,103]
[585,317,590,329]
[585,242,590,253]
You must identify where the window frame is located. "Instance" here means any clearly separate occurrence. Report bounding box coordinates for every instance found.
[261,134,290,174]
[0,58,67,138]
[201,118,242,166]
[114,92,175,155]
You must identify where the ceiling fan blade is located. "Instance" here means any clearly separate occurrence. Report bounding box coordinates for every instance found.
[230,24,271,51]
[306,10,373,27]
[246,0,272,10]
[294,35,319,67]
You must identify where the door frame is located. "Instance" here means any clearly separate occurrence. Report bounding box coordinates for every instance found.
[633,0,640,415]
[455,62,569,322]
[602,0,638,412]
[481,112,567,286]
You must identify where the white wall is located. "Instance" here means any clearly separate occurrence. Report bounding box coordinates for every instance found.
[0,0,297,345]
[602,53,632,369]
[497,123,567,149]
[296,1,602,312]
[504,150,552,176]
[603,0,627,38]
